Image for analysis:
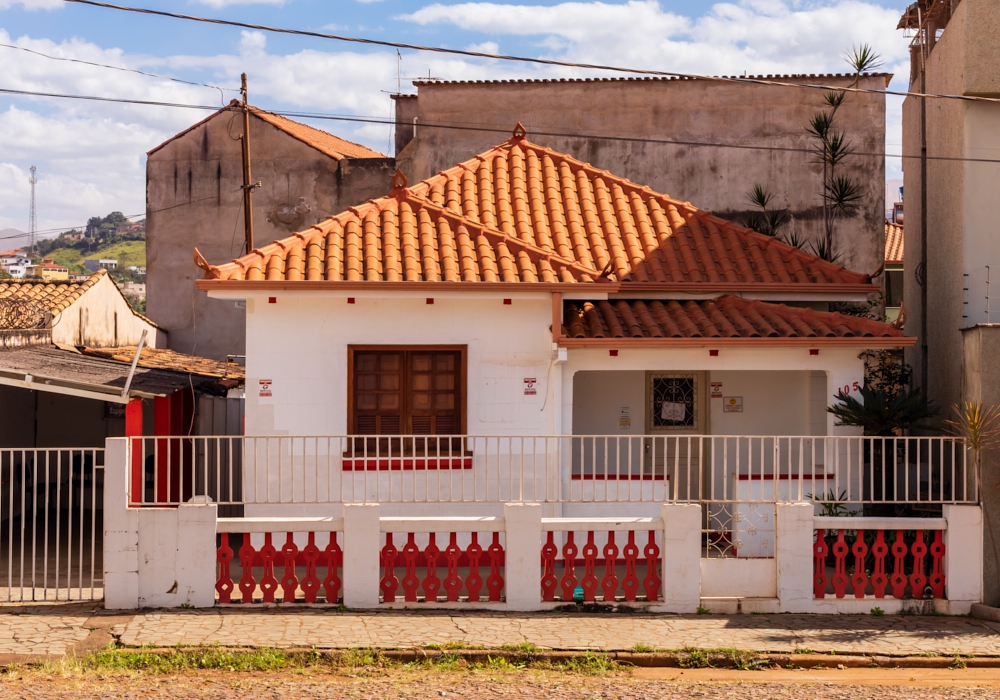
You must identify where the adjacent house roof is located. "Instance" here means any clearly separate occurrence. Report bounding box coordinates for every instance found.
[197,126,876,293]
[561,297,913,347]
[412,73,893,87]
[148,101,386,160]
[0,269,106,315]
[885,221,904,265]
[80,346,245,381]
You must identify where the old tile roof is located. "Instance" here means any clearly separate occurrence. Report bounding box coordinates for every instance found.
[0,269,106,315]
[885,221,904,265]
[147,101,386,160]
[80,346,245,381]
[198,127,875,292]
[561,297,911,346]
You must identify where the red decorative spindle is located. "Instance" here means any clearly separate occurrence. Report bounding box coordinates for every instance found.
[559,532,578,601]
[280,533,300,603]
[929,530,946,598]
[541,532,558,601]
[831,529,849,599]
[259,533,279,603]
[322,532,343,604]
[238,536,258,603]
[443,533,463,602]
[581,532,599,602]
[486,532,504,601]
[216,533,234,604]
[600,532,620,602]
[890,530,908,598]
[813,529,829,599]
[851,530,869,598]
[466,533,484,602]
[870,530,888,599]
[621,531,639,602]
[300,532,321,604]
[643,531,660,601]
[910,530,928,597]
[401,533,420,602]
[380,533,399,603]
[423,533,442,602]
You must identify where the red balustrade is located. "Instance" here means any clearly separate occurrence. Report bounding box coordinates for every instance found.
[541,530,661,603]
[379,532,504,603]
[813,528,945,600]
[216,532,343,604]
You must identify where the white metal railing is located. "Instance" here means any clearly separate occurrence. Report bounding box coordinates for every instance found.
[121,435,973,509]
[1,448,104,602]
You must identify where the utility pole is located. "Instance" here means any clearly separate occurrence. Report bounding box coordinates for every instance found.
[28,165,37,256]
[240,73,258,254]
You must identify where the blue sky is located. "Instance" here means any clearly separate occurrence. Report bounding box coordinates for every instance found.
[0,0,912,237]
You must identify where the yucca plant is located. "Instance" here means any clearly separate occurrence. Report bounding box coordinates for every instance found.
[805,43,882,260]
[740,184,789,238]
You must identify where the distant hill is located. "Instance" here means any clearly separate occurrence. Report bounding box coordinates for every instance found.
[46,240,145,273]
[0,228,29,250]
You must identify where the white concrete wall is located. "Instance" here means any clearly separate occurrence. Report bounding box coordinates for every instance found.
[243,292,555,436]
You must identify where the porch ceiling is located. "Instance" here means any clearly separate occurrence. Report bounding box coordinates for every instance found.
[559,297,914,348]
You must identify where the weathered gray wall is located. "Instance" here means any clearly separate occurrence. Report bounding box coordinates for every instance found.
[902,0,1000,421]
[396,75,887,278]
[961,324,1000,606]
[146,109,395,360]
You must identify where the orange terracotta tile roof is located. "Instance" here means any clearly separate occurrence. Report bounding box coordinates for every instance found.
[885,221,904,265]
[198,127,875,292]
[148,102,386,160]
[562,297,910,345]
[0,269,106,315]
[80,346,245,381]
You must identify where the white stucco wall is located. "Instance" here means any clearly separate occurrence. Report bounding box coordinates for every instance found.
[53,274,163,348]
[243,292,556,436]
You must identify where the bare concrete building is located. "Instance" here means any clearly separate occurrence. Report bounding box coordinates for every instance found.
[146,102,395,359]
[899,0,1000,604]
[394,73,890,280]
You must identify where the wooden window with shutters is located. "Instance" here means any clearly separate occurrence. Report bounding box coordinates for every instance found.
[349,346,465,435]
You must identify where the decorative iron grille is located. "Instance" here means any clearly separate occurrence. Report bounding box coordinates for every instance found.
[0,299,50,330]
[649,374,696,429]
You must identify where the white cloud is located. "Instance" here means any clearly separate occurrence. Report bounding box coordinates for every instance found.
[0,0,61,9]
[193,0,286,7]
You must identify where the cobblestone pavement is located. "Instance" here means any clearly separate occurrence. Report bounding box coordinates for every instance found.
[0,674,998,700]
[0,604,97,658]
[117,609,1000,656]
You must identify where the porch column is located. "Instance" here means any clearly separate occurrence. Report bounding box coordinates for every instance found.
[343,503,381,608]
[776,502,814,613]
[104,437,139,609]
[660,503,701,612]
[504,502,543,611]
[944,505,983,613]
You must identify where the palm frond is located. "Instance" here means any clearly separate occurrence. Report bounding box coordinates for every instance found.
[824,91,847,109]
[745,183,774,210]
[945,402,1000,454]
[779,231,807,249]
[806,112,833,140]
[828,386,938,436]
[825,175,863,213]
[810,237,842,264]
[844,43,884,75]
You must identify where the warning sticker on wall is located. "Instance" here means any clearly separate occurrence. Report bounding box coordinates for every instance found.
[523,378,537,395]
[711,382,723,398]
[723,396,743,413]
[259,379,273,398]
[619,406,631,430]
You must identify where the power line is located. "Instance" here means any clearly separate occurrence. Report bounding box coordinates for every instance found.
[0,42,238,97]
[62,0,1000,105]
[2,84,999,165]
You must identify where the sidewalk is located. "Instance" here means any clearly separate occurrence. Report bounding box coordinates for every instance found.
[4,604,1000,659]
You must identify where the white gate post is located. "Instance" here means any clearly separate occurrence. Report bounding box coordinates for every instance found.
[343,503,380,608]
[776,501,814,613]
[104,437,139,609]
[943,504,983,613]
[660,503,701,612]
[504,502,543,611]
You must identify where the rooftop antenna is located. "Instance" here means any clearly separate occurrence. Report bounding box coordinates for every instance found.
[397,49,402,94]
[28,165,37,256]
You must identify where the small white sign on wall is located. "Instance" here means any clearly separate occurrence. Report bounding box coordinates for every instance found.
[523,378,537,396]
[619,406,631,431]
[723,396,743,413]
[259,379,273,398]
[711,382,723,398]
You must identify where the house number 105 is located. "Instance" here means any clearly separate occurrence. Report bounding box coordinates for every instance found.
[842,382,860,394]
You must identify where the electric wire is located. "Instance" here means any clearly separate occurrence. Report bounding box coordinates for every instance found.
[2,85,998,165]
[62,0,1000,105]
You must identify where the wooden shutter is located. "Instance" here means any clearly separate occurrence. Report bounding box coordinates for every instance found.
[352,348,462,435]
[353,351,403,435]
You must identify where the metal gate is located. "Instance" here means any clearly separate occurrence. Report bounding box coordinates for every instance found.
[0,448,104,602]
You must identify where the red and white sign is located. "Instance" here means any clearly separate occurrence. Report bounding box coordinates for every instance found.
[259,379,273,398]
[710,382,723,398]
[523,378,537,395]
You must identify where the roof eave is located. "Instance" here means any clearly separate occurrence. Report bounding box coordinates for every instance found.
[557,337,916,349]
[196,280,622,292]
